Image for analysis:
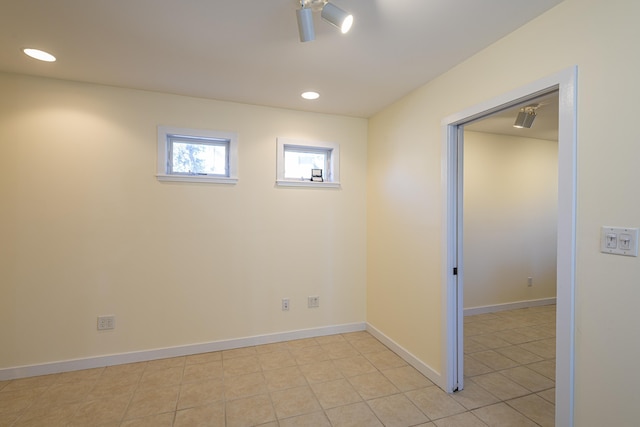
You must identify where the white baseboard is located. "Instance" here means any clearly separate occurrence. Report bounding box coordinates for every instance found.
[464,297,556,317]
[0,322,366,381]
[366,323,444,390]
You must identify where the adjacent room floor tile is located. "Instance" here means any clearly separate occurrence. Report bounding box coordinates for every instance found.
[507,394,555,427]
[433,411,487,427]
[406,386,467,420]
[463,355,494,377]
[499,366,555,392]
[470,373,530,401]
[526,359,556,380]
[473,402,538,426]
[518,338,556,360]
[467,350,520,371]
[467,334,512,350]
[494,345,544,365]
[450,381,500,410]
[537,387,556,404]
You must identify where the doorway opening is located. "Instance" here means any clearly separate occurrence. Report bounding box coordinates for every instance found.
[441,68,577,426]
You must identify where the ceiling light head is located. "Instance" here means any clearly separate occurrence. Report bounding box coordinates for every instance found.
[23,48,56,62]
[296,7,315,42]
[513,104,538,128]
[301,91,320,100]
[321,2,353,34]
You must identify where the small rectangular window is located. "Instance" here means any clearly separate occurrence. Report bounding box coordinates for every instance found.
[276,138,340,188]
[168,135,229,176]
[157,126,238,184]
[283,146,329,180]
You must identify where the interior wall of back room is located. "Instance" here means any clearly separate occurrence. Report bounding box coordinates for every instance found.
[463,131,558,310]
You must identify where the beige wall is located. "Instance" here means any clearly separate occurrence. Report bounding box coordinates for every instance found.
[463,132,557,309]
[0,73,367,369]
[367,0,640,424]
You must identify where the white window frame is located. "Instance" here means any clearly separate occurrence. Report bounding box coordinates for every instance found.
[276,137,340,188]
[156,126,238,184]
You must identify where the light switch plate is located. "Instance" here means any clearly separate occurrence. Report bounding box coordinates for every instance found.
[600,226,639,256]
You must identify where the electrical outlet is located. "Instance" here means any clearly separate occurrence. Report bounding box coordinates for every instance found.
[527,277,533,287]
[97,315,115,330]
[282,298,290,311]
[308,296,319,308]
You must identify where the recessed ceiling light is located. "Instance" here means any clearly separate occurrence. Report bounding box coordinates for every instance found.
[301,91,320,100]
[23,48,56,62]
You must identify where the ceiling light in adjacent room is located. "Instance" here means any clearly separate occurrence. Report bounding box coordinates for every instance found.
[513,104,538,128]
[301,91,320,100]
[321,2,353,34]
[23,48,56,62]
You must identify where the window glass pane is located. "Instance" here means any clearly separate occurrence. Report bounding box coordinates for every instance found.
[171,141,227,175]
[284,150,327,179]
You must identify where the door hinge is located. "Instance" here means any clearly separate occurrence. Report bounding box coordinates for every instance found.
[453,267,458,275]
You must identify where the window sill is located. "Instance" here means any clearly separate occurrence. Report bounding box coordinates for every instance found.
[156,174,238,184]
[276,179,341,188]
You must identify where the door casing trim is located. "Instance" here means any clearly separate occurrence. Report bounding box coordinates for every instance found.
[440,66,577,426]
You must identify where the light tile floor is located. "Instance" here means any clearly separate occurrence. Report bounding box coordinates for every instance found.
[463,304,556,427]
[0,305,555,426]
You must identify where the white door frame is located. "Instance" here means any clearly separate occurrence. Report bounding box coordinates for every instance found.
[440,67,577,426]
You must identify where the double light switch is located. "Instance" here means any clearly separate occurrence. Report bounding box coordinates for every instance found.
[600,226,639,256]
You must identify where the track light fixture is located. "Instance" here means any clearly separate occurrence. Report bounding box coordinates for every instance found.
[296,7,315,42]
[321,2,353,34]
[296,0,353,43]
[513,104,539,129]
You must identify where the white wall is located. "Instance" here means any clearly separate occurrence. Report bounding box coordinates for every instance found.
[0,73,368,371]
[367,0,640,424]
[463,131,557,310]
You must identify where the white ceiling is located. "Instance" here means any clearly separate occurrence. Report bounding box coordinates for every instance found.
[0,0,563,118]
